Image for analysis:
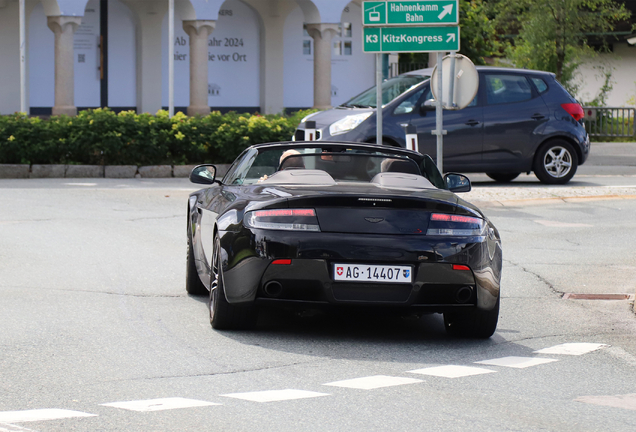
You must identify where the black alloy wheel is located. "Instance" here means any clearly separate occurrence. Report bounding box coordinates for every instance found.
[443,293,500,339]
[186,229,208,296]
[209,235,257,330]
[533,139,578,184]
[486,173,520,183]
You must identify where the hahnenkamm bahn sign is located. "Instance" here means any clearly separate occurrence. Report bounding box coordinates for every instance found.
[362,1,460,53]
[363,1,459,26]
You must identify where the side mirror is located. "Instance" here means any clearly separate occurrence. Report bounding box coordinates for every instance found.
[190,164,218,185]
[419,99,436,115]
[444,173,471,193]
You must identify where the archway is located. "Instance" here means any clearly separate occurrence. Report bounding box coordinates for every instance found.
[283,1,374,110]
[161,0,261,112]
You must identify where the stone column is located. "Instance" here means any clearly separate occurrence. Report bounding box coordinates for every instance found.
[305,23,339,110]
[183,20,216,116]
[47,16,82,116]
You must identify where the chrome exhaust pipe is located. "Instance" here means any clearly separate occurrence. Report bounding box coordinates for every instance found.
[264,281,283,298]
[455,286,473,304]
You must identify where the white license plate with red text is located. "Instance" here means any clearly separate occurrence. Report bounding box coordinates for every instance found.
[333,264,412,283]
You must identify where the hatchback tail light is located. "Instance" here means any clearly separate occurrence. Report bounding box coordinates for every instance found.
[561,103,584,121]
[426,213,485,236]
[244,209,320,232]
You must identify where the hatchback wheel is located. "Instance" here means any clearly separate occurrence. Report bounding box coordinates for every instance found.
[486,173,520,183]
[534,140,578,184]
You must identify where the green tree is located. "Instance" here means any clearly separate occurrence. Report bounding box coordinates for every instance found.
[458,0,499,65]
[399,0,498,67]
[492,0,631,90]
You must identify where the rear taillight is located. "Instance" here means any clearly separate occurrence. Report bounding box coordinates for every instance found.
[561,103,584,121]
[427,213,485,236]
[244,209,320,232]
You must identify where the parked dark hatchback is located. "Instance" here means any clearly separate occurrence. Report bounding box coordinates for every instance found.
[295,67,590,184]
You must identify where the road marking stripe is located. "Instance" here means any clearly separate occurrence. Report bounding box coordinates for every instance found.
[324,375,422,390]
[220,389,329,403]
[534,343,609,355]
[408,365,496,378]
[575,394,636,411]
[0,424,37,432]
[0,409,96,424]
[475,356,558,368]
[100,397,220,412]
[533,220,593,227]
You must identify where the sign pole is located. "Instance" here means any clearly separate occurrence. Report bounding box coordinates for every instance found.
[168,0,175,118]
[435,51,444,173]
[448,52,456,108]
[19,0,26,114]
[376,53,382,145]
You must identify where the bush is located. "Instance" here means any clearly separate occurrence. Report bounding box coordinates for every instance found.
[0,108,316,165]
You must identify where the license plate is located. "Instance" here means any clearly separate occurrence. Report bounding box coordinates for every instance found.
[333,264,412,283]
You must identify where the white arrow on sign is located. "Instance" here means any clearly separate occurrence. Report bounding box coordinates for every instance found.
[438,4,453,20]
[446,33,456,43]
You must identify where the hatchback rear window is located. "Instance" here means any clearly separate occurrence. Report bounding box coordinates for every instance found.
[531,77,548,93]
[485,74,532,105]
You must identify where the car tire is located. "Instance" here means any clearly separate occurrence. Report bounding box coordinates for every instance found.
[486,173,520,183]
[186,230,208,296]
[209,235,257,330]
[533,139,578,184]
[443,293,499,339]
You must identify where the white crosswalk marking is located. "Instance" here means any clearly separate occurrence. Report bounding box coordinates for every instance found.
[534,343,609,355]
[0,424,37,432]
[575,393,636,411]
[101,397,220,412]
[475,356,558,368]
[221,389,329,403]
[324,375,422,390]
[408,365,496,378]
[0,409,96,424]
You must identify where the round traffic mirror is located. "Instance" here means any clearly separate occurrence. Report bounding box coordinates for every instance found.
[430,54,479,110]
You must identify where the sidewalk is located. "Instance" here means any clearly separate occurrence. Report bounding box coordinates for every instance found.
[464,183,636,207]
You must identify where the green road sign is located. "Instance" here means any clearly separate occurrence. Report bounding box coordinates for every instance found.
[363,26,460,53]
[363,1,458,26]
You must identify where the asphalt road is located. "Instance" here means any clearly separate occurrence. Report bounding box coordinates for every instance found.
[1,142,635,432]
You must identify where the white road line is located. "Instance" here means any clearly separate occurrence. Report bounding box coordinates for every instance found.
[324,375,422,390]
[0,424,37,432]
[0,409,96,424]
[475,356,558,369]
[100,397,220,412]
[63,183,97,187]
[575,393,636,411]
[533,220,593,227]
[408,365,496,378]
[534,343,609,356]
[220,389,329,403]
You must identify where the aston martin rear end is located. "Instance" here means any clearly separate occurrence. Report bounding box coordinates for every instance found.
[186,143,502,338]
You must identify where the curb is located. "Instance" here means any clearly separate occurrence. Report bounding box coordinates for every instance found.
[0,164,232,179]
[470,194,636,208]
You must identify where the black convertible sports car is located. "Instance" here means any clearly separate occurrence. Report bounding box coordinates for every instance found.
[187,142,502,338]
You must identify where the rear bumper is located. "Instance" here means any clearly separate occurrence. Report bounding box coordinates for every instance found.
[258,259,478,310]
[220,229,501,312]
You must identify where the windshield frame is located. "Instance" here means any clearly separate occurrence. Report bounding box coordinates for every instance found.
[222,144,445,189]
[340,74,429,109]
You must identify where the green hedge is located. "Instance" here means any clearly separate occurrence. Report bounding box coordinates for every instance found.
[0,108,315,165]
